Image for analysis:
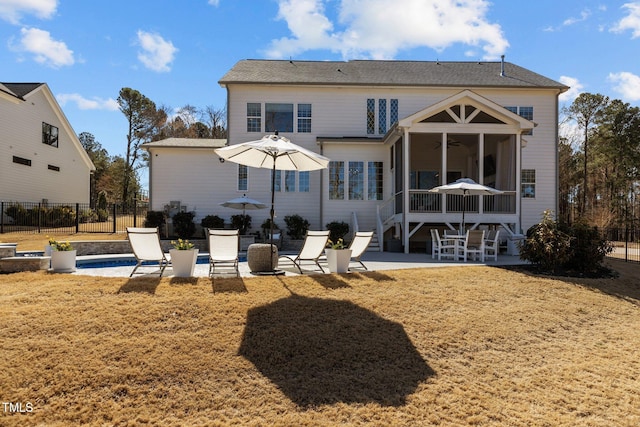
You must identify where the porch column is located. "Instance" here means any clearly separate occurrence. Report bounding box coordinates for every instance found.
[516,133,522,234]
[479,133,484,214]
[403,128,410,253]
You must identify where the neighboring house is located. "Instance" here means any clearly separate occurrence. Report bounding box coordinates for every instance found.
[145,59,568,252]
[0,83,95,204]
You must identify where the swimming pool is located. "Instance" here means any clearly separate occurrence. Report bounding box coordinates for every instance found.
[76,254,247,269]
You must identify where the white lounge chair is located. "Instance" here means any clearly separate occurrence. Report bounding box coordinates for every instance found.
[484,229,500,261]
[430,229,457,260]
[279,230,330,273]
[207,229,240,277]
[459,230,485,262]
[348,231,374,270]
[126,227,170,277]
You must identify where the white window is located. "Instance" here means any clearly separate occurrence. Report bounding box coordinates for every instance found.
[298,171,309,192]
[506,106,534,135]
[522,169,536,198]
[285,170,295,192]
[366,99,398,135]
[329,161,344,200]
[238,165,248,191]
[246,103,261,132]
[297,104,311,133]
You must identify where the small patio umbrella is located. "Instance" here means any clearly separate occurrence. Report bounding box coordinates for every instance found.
[428,178,503,232]
[215,134,330,274]
[220,195,266,234]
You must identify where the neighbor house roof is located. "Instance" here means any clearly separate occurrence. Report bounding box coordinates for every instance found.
[0,83,44,99]
[219,60,568,91]
[141,138,228,149]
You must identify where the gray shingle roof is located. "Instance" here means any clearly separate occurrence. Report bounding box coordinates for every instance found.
[219,60,567,90]
[141,138,227,149]
[0,83,44,99]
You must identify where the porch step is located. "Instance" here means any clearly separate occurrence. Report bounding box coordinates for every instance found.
[367,232,381,252]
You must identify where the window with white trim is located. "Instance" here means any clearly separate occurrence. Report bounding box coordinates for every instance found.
[521,169,536,198]
[238,165,248,191]
[285,170,295,192]
[505,106,534,135]
[368,161,383,200]
[366,98,398,135]
[42,122,58,147]
[247,103,261,132]
[349,161,364,200]
[298,171,309,192]
[329,161,345,200]
[266,103,293,132]
[272,170,282,192]
[297,103,311,133]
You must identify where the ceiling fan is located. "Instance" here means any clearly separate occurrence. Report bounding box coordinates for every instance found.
[434,138,462,149]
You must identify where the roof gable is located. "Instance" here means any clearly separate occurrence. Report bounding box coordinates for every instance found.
[398,90,535,130]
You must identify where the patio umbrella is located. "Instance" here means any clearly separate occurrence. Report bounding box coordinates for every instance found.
[428,178,503,232]
[220,195,267,234]
[215,134,330,274]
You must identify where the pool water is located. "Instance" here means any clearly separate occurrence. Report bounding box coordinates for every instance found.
[77,255,247,269]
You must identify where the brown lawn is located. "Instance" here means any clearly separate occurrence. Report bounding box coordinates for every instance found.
[0,234,639,426]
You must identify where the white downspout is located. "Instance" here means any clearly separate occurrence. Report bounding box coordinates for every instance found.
[403,128,410,253]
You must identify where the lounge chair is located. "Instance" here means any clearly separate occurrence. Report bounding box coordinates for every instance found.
[484,229,500,262]
[348,231,374,270]
[126,227,170,277]
[459,230,485,262]
[430,229,457,260]
[279,230,330,273]
[207,229,240,277]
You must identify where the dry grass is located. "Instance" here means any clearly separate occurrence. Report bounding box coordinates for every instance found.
[0,252,639,425]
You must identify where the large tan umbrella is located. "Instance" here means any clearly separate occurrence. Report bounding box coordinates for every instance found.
[428,178,504,232]
[215,134,330,273]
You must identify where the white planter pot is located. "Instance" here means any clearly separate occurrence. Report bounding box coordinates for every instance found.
[51,250,77,273]
[170,249,198,277]
[325,248,352,273]
[44,245,53,256]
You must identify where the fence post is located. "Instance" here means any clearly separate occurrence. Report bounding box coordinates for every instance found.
[75,203,80,233]
[38,202,42,233]
[112,204,117,234]
[133,198,137,227]
[0,201,3,234]
[625,226,629,262]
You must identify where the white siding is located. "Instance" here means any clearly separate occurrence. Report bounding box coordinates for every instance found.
[0,86,93,204]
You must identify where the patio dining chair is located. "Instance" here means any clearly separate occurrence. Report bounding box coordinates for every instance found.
[459,230,485,262]
[279,230,330,273]
[430,229,457,261]
[347,231,374,270]
[207,229,240,277]
[126,227,170,277]
[484,229,500,262]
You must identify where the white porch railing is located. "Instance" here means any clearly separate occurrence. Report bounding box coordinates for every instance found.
[408,190,516,214]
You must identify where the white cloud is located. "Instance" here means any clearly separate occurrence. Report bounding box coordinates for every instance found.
[136,30,178,72]
[15,27,74,68]
[611,2,640,38]
[608,71,640,101]
[562,9,591,26]
[208,0,220,6]
[266,0,509,60]
[56,93,119,111]
[558,76,583,104]
[0,0,57,24]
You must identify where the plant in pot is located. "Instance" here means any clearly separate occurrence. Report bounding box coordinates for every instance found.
[49,238,77,273]
[325,237,351,273]
[169,238,198,277]
[284,214,309,240]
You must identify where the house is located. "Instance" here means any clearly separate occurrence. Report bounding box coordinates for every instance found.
[0,83,95,204]
[145,59,568,253]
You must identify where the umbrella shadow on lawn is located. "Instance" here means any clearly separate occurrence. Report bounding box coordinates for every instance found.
[238,295,434,407]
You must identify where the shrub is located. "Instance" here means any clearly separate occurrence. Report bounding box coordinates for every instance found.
[284,214,309,239]
[326,221,349,244]
[97,190,108,211]
[144,211,166,228]
[96,208,109,222]
[231,214,252,235]
[80,209,98,223]
[200,215,225,230]
[172,211,196,239]
[519,211,572,272]
[562,219,613,273]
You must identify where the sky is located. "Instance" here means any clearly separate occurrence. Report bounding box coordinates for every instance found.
[1,0,639,188]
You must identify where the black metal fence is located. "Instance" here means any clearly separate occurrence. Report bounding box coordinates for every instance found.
[604,227,640,263]
[0,200,148,234]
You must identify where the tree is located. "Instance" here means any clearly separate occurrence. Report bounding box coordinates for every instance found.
[204,105,227,138]
[117,88,164,207]
[78,132,109,207]
[564,93,609,216]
